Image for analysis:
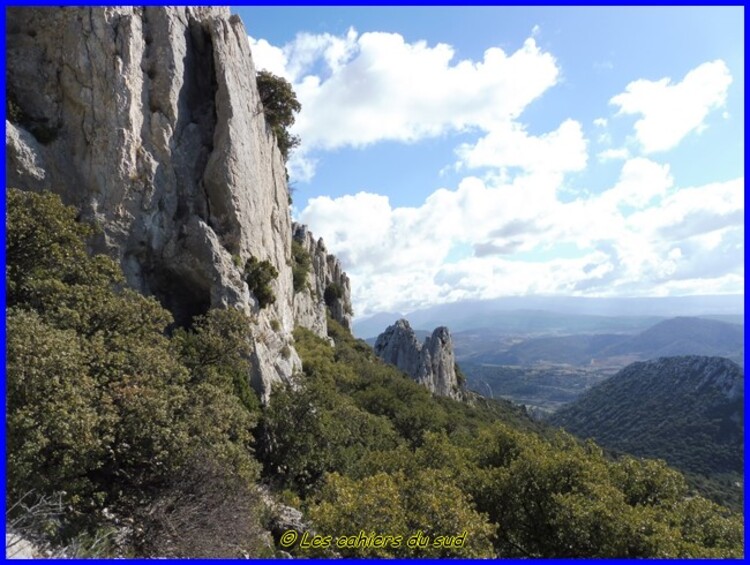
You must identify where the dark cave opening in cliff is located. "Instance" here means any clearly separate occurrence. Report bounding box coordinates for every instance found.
[145,266,212,331]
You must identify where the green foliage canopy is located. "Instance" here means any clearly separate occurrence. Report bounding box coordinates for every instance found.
[256,70,301,161]
[243,256,278,309]
[262,317,744,558]
[6,188,262,551]
[291,239,311,293]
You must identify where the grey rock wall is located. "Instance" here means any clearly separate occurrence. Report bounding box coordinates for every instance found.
[5,7,351,402]
[292,223,353,337]
[374,319,463,399]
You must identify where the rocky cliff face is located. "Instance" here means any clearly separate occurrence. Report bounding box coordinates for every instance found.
[374,319,463,399]
[5,7,351,401]
[292,223,353,337]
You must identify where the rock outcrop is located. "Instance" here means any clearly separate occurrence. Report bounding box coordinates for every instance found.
[257,486,308,541]
[374,319,464,399]
[5,7,350,401]
[292,223,353,337]
[6,532,43,559]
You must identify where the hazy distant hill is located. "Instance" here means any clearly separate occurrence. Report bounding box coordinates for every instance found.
[355,312,405,339]
[463,317,743,367]
[602,317,744,361]
[352,295,744,337]
[472,333,625,366]
[549,356,744,509]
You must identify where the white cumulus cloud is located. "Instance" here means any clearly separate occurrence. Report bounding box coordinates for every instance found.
[250,29,561,179]
[456,119,588,175]
[248,28,743,315]
[299,155,743,316]
[293,33,559,150]
[248,37,290,79]
[603,157,673,208]
[597,148,630,161]
[610,60,732,153]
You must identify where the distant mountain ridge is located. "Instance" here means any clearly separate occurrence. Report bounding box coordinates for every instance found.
[603,316,744,360]
[461,316,743,367]
[353,295,744,338]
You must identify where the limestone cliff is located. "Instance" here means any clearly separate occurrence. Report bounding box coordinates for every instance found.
[292,223,353,337]
[5,7,350,401]
[374,319,464,399]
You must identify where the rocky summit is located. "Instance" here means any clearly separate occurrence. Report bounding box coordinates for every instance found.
[5,7,351,402]
[374,319,464,399]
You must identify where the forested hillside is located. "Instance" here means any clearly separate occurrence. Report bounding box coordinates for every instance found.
[550,356,744,511]
[6,188,743,558]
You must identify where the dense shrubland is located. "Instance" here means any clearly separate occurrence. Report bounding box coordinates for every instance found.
[269,320,743,558]
[5,188,743,557]
[6,188,269,557]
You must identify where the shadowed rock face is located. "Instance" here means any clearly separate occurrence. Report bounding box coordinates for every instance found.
[374,319,463,399]
[5,7,351,402]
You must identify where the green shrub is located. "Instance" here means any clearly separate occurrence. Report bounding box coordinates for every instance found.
[171,308,260,414]
[256,70,301,161]
[291,239,311,293]
[454,363,466,388]
[243,256,278,309]
[6,188,262,548]
[281,344,291,359]
[323,282,344,307]
[309,470,496,557]
[7,96,24,124]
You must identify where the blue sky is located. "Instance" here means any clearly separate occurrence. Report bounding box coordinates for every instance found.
[233,6,744,318]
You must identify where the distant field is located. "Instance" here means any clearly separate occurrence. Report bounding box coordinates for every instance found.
[462,363,614,416]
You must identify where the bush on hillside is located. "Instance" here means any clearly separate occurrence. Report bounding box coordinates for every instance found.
[256,70,301,161]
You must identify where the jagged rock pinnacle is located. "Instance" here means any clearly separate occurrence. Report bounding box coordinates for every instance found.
[374,319,464,399]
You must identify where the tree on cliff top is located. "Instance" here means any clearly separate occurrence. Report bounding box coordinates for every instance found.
[256,70,301,161]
